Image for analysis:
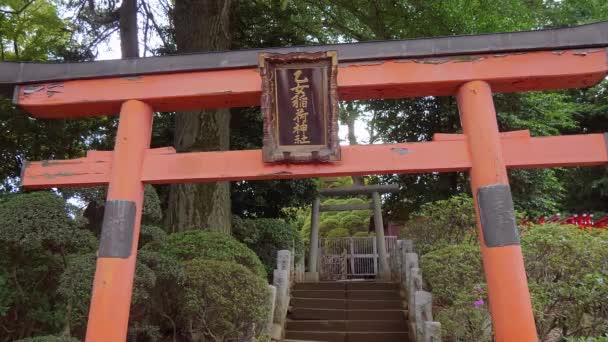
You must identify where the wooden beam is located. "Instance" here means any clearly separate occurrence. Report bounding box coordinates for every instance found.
[15,50,608,118]
[319,203,373,212]
[319,185,400,196]
[433,130,531,141]
[5,21,606,86]
[21,133,608,189]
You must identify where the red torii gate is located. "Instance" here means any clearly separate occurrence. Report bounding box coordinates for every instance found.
[2,21,608,342]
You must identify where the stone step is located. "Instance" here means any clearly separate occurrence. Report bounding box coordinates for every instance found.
[291,297,404,310]
[289,308,407,321]
[293,282,399,291]
[291,290,401,300]
[284,331,409,342]
[286,319,407,332]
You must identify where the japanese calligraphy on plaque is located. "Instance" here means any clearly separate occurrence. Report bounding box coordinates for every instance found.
[259,51,340,163]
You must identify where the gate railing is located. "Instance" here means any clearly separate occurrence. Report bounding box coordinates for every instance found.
[318,236,397,280]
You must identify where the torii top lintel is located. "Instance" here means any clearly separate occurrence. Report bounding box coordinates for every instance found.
[2,21,608,119]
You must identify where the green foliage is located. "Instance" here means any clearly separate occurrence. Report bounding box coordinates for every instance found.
[422,223,608,340]
[405,194,478,254]
[57,253,158,337]
[522,224,608,338]
[565,336,608,342]
[56,254,96,334]
[422,241,489,341]
[139,224,168,247]
[319,217,340,236]
[142,185,163,224]
[326,228,351,238]
[0,192,96,340]
[233,217,304,279]
[180,259,270,341]
[0,0,71,61]
[157,230,266,279]
[231,178,317,219]
[0,192,96,251]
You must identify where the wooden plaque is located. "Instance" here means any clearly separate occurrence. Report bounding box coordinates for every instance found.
[259,51,340,163]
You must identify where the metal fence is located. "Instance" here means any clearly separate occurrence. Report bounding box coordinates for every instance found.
[318,236,397,280]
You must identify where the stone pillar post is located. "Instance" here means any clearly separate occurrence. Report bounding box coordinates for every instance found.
[273,250,291,326]
[372,191,390,280]
[307,197,321,280]
[266,285,277,335]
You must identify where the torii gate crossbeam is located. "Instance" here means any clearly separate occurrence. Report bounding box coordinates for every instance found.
[3,21,608,342]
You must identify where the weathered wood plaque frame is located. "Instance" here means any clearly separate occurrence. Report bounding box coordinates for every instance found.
[259,51,340,163]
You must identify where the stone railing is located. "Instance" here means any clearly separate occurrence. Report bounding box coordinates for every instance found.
[267,249,304,341]
[390,240,442,342]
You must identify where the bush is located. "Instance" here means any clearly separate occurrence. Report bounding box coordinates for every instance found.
[0,192,97,340]
[422,224,608,341]
[180,259,271,341]
[340,214,367,234]
[157,230,266,278]
[326,227,350,238]
[319,217,340,236]
[142,185,163,224]
[422,242,489,340]
[0,191,96,252]
[233,217,303,279]
[139,224,168,247]
[522,224,608,339]
[405,194,477,254]
[57,253,157,337]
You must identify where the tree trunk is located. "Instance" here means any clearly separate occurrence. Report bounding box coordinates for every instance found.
[166,0,232,233]
[82,0,138,232]
[119,0,139,58]
[345,111,364,186]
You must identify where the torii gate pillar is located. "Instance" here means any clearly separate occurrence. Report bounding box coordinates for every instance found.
[458,81,538,341]
[85,100,153,342]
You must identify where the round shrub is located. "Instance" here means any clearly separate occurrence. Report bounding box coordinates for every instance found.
[180,259,271,341]
[233,217,304,279]
[326,227,350,238]
[0,191,96,252]
[353,231,372,237]
[319,217,340,236]
[139,224,167,248]
[142,185,162,224]
[157,230,266,278]
[340,214,368,234]
[58,253,157,335]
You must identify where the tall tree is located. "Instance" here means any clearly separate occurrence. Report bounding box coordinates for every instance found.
[166,0,233,233]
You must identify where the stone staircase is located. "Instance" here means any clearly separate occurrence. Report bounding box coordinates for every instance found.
[283,281,410,342]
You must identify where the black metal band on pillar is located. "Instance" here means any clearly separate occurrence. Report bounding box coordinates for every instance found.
[99,200,137,258]
[477,184,521,247]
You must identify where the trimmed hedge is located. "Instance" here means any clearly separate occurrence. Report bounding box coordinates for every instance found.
[180,259,271,341]
[157,230,266,279]
[233,217,304,278]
